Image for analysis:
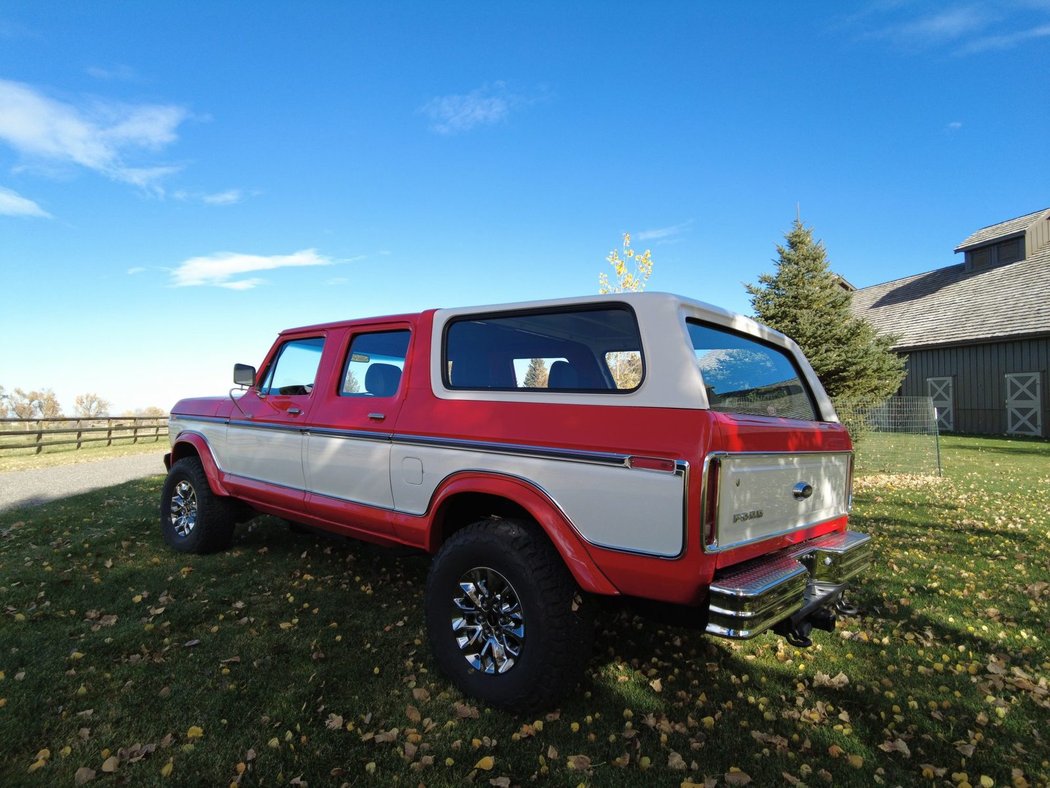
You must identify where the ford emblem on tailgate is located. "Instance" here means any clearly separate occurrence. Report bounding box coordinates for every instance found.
[733,510,764,523]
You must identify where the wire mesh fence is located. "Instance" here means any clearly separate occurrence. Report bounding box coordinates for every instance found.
[835,396,941,477]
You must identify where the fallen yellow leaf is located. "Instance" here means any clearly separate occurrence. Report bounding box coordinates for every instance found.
[186,725,204,740]
[474,755,495,770]
[160,760,173,778]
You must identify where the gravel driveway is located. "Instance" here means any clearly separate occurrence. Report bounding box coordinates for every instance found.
[0,453,166,513]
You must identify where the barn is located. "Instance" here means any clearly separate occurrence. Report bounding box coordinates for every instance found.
[851,208,1050,437]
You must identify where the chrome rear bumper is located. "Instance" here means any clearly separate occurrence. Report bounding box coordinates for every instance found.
[705,530,872,639]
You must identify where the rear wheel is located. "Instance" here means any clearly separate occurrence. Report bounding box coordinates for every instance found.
[425,518,593,712]
[160,457,237,553]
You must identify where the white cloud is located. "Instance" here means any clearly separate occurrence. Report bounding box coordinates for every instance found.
[860,2,1050,54]
[947,121,963,131]
[893,7,988,43]
[635,220,694,242]
[0,78,188,192]
[86,64,140,82]
[127,266,147,275]
[201,189,243,206]
[420,82,523,134]
[0,185,50,218]
[959,22,1050,52]
[170,249,334,290]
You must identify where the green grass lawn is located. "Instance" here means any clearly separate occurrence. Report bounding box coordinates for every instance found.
[0,436,1047,786]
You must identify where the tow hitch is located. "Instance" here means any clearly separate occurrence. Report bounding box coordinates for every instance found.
[774,588,860,648]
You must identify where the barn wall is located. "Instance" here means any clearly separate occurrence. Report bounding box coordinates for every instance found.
[898,336,1049,436]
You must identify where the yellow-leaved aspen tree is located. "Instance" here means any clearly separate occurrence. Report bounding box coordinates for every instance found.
[599,233,653,389]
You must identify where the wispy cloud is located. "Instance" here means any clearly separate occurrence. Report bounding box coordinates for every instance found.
[0,78,188,194]
[859,1,1050,54]
[959,22,1050,52]
[127,266,147,275]
[173,188,249,206]
[890,6,989,45]
[86,64,141,82]
[201,189,244,206]
[420,82,530,134]
[635,220,694,243]
[946,121,963,132]
[0,185,50,218]
[170,249,334,290]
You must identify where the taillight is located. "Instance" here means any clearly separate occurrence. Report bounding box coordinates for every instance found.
[702,454,723,548]
[846,452,855,512]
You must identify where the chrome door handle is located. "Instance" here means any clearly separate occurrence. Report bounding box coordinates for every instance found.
[288,407,302,416]
[368,412,385,421]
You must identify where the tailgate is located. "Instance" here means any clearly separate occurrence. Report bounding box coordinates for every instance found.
[706,451,852,552]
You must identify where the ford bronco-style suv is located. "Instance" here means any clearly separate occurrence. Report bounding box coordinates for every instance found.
[161,292,870,711]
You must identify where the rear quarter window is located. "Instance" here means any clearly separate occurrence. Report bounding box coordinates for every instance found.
[444,306,644,392]
[688,320,817,420]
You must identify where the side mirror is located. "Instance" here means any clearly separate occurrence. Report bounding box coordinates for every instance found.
[233,364,256,388]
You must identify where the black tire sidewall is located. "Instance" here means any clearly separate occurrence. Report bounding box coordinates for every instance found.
[425,522,575,709]
[160,458,230,553]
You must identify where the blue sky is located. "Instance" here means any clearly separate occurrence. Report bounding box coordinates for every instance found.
[1,2,1048,413]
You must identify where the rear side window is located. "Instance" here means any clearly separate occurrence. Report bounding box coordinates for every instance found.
[687,321,817,420]
[444,306,644,392]
[341,330,410,397]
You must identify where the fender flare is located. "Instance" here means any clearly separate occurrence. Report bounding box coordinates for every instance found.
[169,431,233,498]
[427,471,620,596]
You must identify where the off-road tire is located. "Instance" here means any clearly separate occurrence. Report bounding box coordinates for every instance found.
[425,518,593,712]
[160,457,238,554]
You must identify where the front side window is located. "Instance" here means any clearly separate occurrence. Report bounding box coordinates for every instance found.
[341,330,410,397]
[260,337,325,396]
[688,321,817,420]
[445,306,644,392]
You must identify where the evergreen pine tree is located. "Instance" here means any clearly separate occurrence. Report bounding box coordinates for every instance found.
[523,358,548,388]
[746,220,906,404]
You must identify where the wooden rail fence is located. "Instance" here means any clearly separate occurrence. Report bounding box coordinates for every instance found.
[0,417,169,454]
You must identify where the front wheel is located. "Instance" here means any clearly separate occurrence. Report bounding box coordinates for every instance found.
[160,457,237,553]
[424,518,593,712]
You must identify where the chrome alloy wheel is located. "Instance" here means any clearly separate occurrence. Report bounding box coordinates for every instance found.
[169,480,198,538]
[451,567,525,674]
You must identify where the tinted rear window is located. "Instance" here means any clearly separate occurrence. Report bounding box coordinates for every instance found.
[687,320,817,420]
[444,306,644,392]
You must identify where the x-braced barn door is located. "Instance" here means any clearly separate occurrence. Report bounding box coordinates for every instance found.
[1005,372,1042,437]
[927,377,954,432]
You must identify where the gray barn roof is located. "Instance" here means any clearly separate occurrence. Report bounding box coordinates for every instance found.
[955,208,1050,251]
[852,230,1050,351]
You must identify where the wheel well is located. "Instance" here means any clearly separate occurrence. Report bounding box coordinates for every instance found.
[170,441,202,465]
[432,492,532,548]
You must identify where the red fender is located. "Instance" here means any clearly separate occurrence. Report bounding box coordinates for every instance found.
[168,431,233,498]
[426,471,620,597]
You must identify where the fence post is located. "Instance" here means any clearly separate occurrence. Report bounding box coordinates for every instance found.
[107,419,114,446]
[76,419,83,450]
[933,405,942,477]
[35,420,43,454]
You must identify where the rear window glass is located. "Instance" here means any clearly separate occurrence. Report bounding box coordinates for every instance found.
[687,320,817,420]
[444,306,644,392]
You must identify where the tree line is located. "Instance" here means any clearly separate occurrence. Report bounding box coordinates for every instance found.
[0,387,166,419]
